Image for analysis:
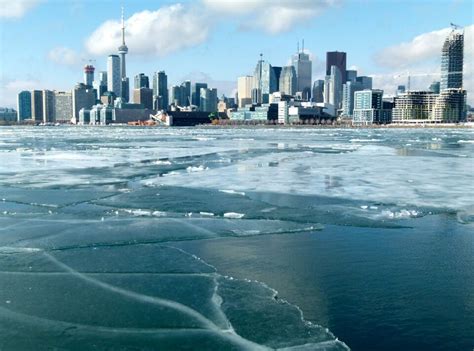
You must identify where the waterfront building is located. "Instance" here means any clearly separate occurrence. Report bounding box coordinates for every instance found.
[83,65,95,87]
[200,88,217,112]
[134,73,149,89]
[107,55,121,97]
[72,83,96,122]
[133,88,153,110]
[101,92,116,106]
[292,49,312,100]
[253,57,277,104]
[152,71,169,110]
[279,66,297,96]
[237,76,253,108]
[353,89,390,125]
[231,103,278,122]
[432,88,467,122]
[17,91,31,121]
[440,29,463,90]
[54,91,73,123]
[0,108,17,122]
[42,90,55,123]
[392,91,438,123]
[312,80,324,103]
[326,51,347,83]
[93,71,108,100]
[342,81,363,117]
[31,90,43,122]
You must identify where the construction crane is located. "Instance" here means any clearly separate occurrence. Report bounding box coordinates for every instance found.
[393,71,463,92]
[450,23,463,31]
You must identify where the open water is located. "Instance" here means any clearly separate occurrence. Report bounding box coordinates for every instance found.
[0,126,473,350]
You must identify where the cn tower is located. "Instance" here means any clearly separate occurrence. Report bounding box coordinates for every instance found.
[118,7,128,80]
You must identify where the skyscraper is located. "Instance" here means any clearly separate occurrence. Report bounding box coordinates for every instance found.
[83,65,95,87]
[134,73,149,89]
[42,90,55,123]
[54,91,73,123]
[152,71,169,110]
[181,80,191,106]
[292,48,312,100]
[192,83,208,109]
[31,90,43,121]
[107,55,121,97]
[72,83,96,122]
[272,66,282,92]
[279,66,297,96]
[326,51,347,83]
[200,88,217,112]
[312,80,324,103]
[133,88,153,110]
[17,91,31,121]
[253,56,277,104]
[324,65,342,108]
[93,71,108,100]
[440,29,463,90]
[237,76,253,108]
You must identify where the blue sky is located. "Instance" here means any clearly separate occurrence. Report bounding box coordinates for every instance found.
[0,0,472,107]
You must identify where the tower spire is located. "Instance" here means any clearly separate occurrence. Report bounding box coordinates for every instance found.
[121,6,125,45]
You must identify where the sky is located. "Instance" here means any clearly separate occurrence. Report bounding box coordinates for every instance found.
[0,0,473,108]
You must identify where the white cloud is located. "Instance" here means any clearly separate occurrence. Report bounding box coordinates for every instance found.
[372,24,473,104]
[85,4,211,57]
[0,0,42,18]
[203,0,339,34]
[48,47,82,66]
[0,79,39,108]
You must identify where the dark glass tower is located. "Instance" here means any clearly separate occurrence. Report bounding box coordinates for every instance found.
[326,51,347,83]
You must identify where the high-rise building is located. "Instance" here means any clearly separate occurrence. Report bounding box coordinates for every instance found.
[397,85,406,95]
[107,55,121,97]
[273,66,282,92]
[17,91,31,121]
[54,91,73,123]
[42,90,55,123]
[353,89,389,124]
[312,80,324,103]
[356,76,373,90]
[133,88,153,110]
[279,66,297,96]
[192,82,207,109]
[152,71,169,110]
[346,70,357,82]
[84,65,95,87]
[326,51,347,83]
[31,90,43,122]
[134,73,149,89]
[429,81,441,94]
[253,56,277,104]
[200,88,217,112]
[342,81,363,117]
[121,77,130,102]
[440,29,463,90]
[292,49,312,100]
[324,65,343,108]
[181,80,191,106]
[170,85,184,106]
[93,71,108,100]
[432,88,467,122]
[237,76,253,108]
[72,83,96,122]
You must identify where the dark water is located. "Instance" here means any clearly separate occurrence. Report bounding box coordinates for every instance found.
[0,126,473,350]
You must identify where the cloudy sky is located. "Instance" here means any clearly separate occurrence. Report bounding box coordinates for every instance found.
[0,0,472,107]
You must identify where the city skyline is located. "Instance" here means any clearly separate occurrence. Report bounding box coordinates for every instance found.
[0,0,473,109]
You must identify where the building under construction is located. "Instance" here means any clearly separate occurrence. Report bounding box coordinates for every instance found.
[440,28,463,90]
